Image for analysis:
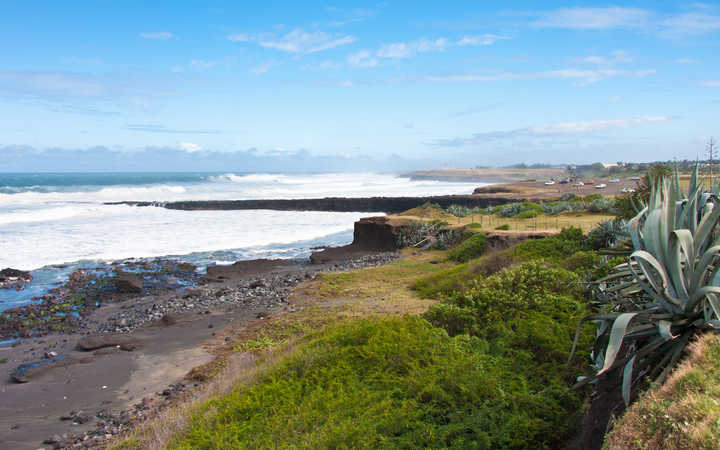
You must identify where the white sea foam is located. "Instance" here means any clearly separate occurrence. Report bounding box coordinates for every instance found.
[0,173,489,271]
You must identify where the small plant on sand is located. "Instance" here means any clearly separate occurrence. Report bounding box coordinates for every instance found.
[569,166,720,405]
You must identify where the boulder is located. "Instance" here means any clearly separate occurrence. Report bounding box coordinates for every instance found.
[77,334,139,351]
[114,274,143,294]
[0,268,33,290]
[11,355,77,383]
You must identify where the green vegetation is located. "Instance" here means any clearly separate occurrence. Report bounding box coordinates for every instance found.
[174,312,589,449]
[604,333,720,450]
[512,227,590,262]
[164,218,616,449]
[447,233,488,262]
[570,166,720,405]
[0,357,7,364]
[495,224,510,230]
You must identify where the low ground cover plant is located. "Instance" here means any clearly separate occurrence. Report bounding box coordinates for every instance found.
[447,233,488,262]
[173,314,590,449]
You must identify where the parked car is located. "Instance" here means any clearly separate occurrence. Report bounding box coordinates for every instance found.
[584,180,595,185]
[609,178,620,183]
[629,176,641,181]
[621,187,636,193]
[544,180,555,185]
[573,181,585,186]
[558,178,570,184]
[595,183,607,189]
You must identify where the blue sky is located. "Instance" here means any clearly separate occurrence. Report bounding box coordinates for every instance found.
[1,1,720,170]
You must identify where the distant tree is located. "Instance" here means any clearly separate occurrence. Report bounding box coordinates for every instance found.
[708,137,717,181]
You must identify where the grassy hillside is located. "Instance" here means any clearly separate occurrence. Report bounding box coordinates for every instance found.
[110,225,603,450]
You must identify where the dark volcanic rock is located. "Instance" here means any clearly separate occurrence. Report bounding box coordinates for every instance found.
[107,195,505,214]
[0,267,33,290]
[205,259,296,282]
[160,313,178,326]
[77,334,139,351]
[11,355,77,383]
[114,274,143,294]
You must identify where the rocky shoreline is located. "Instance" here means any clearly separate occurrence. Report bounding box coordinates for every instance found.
[0,249,398,450]
[106,194,510,213]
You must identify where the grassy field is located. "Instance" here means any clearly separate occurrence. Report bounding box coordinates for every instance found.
[445,211,615,233]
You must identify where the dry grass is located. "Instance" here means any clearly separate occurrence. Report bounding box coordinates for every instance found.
[447,212,614,233]
[296,248,451,316]
[396,204,455,220]
[604,332,720,450]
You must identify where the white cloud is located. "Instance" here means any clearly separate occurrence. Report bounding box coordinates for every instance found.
[674,58,698,64]
[347,50,378,67]
[457,34,508,46]
[377,42,412,58]
[426,68,655,85]
[257,29,356,54]
[699,80,720,87]
[661,13,720,35]
[189,59,216,70]
[429,116,672,147]
[179,142,202,152]
[377,38,448,59]
[251,62,272,74]
[531,6,720,37]
[532,7,649,30]
[227,33,250,42]
[139,32,174,40]
[582,50,632,65]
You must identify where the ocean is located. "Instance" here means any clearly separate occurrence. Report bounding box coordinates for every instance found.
[0,172,485,310]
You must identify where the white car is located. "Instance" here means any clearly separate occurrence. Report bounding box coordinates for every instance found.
[621,187,636,193]
[595,183,607,189]
[544,180,555,185]
[573,182,584,186]
[609,178,620,183]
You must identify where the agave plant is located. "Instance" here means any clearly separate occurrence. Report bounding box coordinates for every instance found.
[569,165,720,405]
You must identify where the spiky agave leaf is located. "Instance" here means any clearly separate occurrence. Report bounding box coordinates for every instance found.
[569,164,720,406]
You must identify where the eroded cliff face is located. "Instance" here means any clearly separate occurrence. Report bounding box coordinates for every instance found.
[352,216,414,251]
[310,216,558,264]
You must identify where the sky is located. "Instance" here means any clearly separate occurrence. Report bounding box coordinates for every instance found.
[1,1,720,171]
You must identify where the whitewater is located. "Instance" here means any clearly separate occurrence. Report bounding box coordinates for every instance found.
[0,172,485,308]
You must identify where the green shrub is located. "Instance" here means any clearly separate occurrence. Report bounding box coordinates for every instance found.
[560,251,601,276]
[513,227,590,262]
[445,204,482,218]
[435,229,469,250]
[469,249,518,277]
[589,256,626,280]
[586,197,615,213]
[466,222,482,229]
[517,210,540,219]
[174,316,588,450]
[422,303,478,336]
[447,233,488,262]
[411,264,470,299]
[495,224,510,230]
[585,219,627,249]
